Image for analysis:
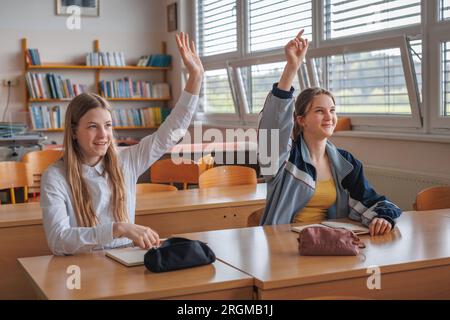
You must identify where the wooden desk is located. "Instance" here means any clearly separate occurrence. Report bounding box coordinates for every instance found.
[135,184,266,236]
[178,211,450,299]
[18,253,254,300]
[0,184,266,299]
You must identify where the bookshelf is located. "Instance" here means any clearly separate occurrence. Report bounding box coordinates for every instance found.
[22,38,171,132]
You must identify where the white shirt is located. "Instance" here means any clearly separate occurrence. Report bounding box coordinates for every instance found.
[40,91,199,255]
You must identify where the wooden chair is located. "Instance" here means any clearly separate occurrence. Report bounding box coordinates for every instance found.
[413,186,450,211]
[150,155,214,190]
[136,183,177,194]
[0,161,30,204]
[198,165,257,189]
[334,117,352,131]
[22,150,63,197]
[247,207,265,227]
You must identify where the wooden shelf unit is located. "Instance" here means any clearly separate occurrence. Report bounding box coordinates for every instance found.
[22,38,170,132]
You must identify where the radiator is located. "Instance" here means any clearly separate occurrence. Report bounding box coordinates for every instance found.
[364,166,450,211]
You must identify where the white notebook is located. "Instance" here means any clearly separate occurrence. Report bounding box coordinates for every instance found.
[105,247,148,267]
[291,221,370,235]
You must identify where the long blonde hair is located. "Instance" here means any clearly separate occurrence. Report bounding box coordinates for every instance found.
[63,93,128,227]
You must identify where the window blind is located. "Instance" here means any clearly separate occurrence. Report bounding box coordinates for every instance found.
[325,47,412,114]
[201,69,235,113]
[240,62,301,113]
[248,0,312,52]
[196,0,237,57]
[442,42,450,116]
[324,0,421,39]
[441,0,450,20]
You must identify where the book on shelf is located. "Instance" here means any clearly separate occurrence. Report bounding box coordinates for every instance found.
[29,105,63,130]
[152,83,170,98]
[136,54,171,67]
[291,221,370,235]
[99,77,170,99]
[86,51,126,66]
[111,106,163,127]
[25,72,88,99]
[25,48,41,65]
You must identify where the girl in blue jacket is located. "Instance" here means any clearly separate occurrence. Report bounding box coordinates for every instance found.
[258,30,401,236]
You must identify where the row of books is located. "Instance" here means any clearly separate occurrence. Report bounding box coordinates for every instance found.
[25,48,42,65]
[29,105,168,130]
[99,78,170,99]
[86,52,126,66]
[29,105,62,129]
[136,54,172,67]
[111,107,164,128]
[25,72,88,99]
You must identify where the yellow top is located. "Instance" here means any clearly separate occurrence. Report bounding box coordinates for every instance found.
[293,179,337,224]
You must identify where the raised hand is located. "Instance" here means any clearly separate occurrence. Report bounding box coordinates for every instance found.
[277,29,309,91]
[284,29,309,69]
[175,32,204,77]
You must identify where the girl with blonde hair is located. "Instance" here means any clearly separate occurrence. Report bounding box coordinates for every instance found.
[41,33,204,255]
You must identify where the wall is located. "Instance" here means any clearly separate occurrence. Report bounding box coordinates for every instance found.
[0,0,165,155]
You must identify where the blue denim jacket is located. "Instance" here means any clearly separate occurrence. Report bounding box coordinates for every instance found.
[258,84,402,227]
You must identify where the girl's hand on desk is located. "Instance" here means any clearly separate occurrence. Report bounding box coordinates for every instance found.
[369,217,392,236]
[113,222,160,249]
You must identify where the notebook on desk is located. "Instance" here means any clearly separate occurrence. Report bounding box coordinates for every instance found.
[291,221,370,235]
[105,247,148,267]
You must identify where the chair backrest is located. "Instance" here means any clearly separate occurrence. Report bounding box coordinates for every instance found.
[414,186,450,211]
[247,207,265,227]
[22,150,63,190]
[150,158,200,189]
[0,161,30,204]
[198,165,257,189]
[136,183,178,194]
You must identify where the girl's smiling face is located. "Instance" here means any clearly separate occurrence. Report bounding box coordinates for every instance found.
[74,107,113,166]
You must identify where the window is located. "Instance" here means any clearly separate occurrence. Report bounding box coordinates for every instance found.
[440,0,450,20]
[442,42,450,117]
[248,0,312,53]
[306,36,421,127]
[201,69,235,114]
[325,48,412,115]
[193,1,449,133]
[324,0,421,39]
[196,0,237,57]
[238,62,301,114]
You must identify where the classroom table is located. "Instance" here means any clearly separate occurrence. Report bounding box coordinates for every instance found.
[18,252,254,300]
[0,183,266,299]
[178,210,450,299]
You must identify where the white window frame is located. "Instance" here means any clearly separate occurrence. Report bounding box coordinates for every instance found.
[306,35,422,128]
[428,2,450,131]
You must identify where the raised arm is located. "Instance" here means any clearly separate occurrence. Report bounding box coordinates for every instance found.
[258,30,309,179]
[278,29,309,90]
[120,32,204,177]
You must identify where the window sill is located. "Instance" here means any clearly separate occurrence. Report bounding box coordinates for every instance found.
[332,130,450,144]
